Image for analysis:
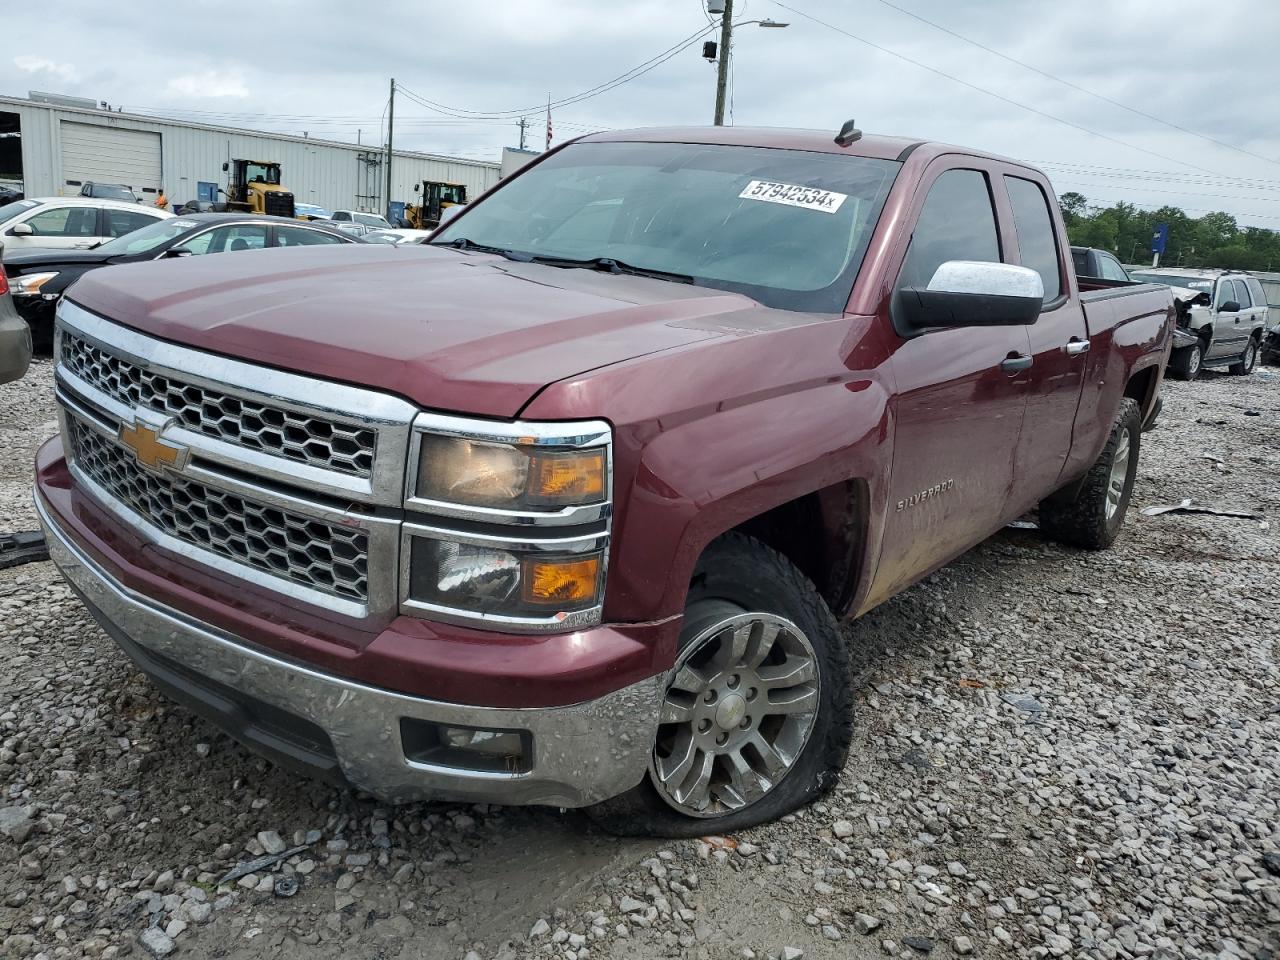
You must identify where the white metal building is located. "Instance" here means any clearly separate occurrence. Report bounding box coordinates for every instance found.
[0,93,500,214]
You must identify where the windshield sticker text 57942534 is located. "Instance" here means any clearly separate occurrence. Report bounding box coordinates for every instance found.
[738,180,848,214]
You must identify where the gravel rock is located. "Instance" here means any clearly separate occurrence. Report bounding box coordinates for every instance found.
[853,913,883,935]
[137,927,175,957]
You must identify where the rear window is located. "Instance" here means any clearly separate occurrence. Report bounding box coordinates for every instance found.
[1071,249,1089,275]
[1004,176,1062,302]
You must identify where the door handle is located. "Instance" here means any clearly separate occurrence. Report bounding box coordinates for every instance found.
[1001,354,1033,374]
[1065,338,1090,355]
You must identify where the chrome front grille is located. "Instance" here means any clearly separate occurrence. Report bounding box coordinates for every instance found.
[69,419,369,602]
[60,330,376,478]
[53,301,415,619]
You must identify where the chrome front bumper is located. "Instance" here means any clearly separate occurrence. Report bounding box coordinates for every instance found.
[37,492,660,807]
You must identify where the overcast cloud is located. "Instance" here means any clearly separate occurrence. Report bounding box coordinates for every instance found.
[5,0,1279,228]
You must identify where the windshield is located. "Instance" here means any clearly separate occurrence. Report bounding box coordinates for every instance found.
[95,218,194,256]
[363,231,402,244]
[245,163,281,185]
[440,185,465,205]
[1131,272,1214,294]
[94,185,136,201]
[353,212,388,227]
[0,199,38,225]
[435,141,901,312]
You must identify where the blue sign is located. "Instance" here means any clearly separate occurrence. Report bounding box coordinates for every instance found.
[1152,223,1169,255]
[388,201,406,224]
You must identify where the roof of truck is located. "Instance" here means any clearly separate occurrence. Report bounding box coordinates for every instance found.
[579,126,1032,169]
[1131,267,1252,279]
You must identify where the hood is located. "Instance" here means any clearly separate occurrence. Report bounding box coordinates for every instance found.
[66,244,776,417]
[4,248,115,270]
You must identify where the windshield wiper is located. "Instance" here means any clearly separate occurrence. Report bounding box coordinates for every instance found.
[525,255,694,284]
[428,237,531,261]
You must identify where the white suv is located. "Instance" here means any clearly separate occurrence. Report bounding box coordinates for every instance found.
[330,209,391,228]
[0,197,172,253]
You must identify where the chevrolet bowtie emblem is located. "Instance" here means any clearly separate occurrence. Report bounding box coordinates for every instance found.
[119,419,189,472]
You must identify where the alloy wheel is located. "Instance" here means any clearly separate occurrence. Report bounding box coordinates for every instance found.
[1106,426,1132,521]
[651,610,819,818]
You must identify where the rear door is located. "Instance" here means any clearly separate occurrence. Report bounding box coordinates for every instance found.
[1236,277,1266,343]
[8,204,100,251]
[876,163,1032,599]
[102,207,162,241]
[1002,173,1089,502]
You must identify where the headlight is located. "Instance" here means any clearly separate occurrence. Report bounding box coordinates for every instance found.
[402,415,613,630]
[13,272,59,296]
[415,434,606,509]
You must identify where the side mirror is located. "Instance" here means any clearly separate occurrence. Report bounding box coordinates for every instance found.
[222,162,229,172]
[1219,300,1241,313]
[164,247,193,259]
[9,223,33,236]
[896,261,1044,332]
[413,184,421,193]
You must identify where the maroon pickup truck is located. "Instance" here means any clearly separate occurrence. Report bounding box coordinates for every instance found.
[35,125,1174,836]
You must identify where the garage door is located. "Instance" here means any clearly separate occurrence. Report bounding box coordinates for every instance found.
[60,121,162,198]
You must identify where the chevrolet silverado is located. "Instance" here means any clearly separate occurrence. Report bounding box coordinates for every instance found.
[35,125,1175,836]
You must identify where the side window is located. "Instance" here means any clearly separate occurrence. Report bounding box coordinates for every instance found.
[1004,176,1062,302]
[1215,279,1232,308]
[1247,278,1267,310]
[898,169,1001,291]
[1232,279,1251,308]
[104,209,159,238]
[1071,249,1089,275]
[26,206,97,237]
[1099,255,1129,282]
[182,224,269,255]
[275,226,344,247]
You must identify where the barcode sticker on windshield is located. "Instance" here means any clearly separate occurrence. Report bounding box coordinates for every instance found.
[739,180,847,213]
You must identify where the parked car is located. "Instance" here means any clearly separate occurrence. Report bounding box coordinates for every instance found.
[325,220,382,238]
[295,202,334,221]
[1130,268,1267,379]
[1071,245,1133,283]
[1264,316,1280,366]
[34,125,1175,836]
[5,213,356,352]
[362,228,434,244]
[0,243,32,385]
[331,209,391,228]
[0,185,23,205]
[0,197,171,253]
[78,182,141,203]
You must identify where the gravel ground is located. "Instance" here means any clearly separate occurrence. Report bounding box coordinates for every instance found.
[1,360,1277,960]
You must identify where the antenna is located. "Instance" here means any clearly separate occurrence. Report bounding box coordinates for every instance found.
[834,119,862,147]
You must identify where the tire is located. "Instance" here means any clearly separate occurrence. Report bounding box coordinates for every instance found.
[1169,341,1203,381]
[1229,336,1259,376]
[1039,398,1141,551]
[585,533,852,838]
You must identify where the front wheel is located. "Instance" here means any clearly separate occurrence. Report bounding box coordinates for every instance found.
[1229,337,1259,376]
[1169,341,1203,381]
[1039,398,1141,550]
[585,534,852,837]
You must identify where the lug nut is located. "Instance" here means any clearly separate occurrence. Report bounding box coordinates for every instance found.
[704,690,717,704]
[739,717,751,729]
[727,674,740,689]
[698,719,711,733]
[715,733,728,746]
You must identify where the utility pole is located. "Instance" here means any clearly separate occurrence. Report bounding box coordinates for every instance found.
[384,77,395,221]
[518,117,528,150]
[714,0,734,126]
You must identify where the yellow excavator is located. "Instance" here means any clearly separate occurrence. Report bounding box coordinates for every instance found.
[219,159,295,218]
[406,181,467,230]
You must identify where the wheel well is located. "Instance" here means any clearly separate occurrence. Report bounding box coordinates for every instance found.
[718,479,867,616]
[1124,366,1157,419]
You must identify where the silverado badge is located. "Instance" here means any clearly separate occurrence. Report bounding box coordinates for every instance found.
[119,418,189,473]
[896,479,955,512]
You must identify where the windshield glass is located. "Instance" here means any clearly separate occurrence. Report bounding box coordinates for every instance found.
[353,212,388,227]
[0,200,38,225]
[245,163,281,185]
[435,141,901,312]
[440,185,465,205]
[1131,272,1214,294]
[363,231,401,244]
[95,218,194,256]
[95,185,136,201]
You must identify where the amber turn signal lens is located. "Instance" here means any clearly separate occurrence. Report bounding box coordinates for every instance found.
[523,556,601,606]
[529,450,606,503]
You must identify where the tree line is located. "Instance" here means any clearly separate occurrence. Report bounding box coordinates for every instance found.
[1058,192,1280,273]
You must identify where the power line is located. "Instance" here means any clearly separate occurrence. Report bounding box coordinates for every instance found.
[770,1,1225,176]
[1055,190,1280,223]
[397,23,716,120]
[1032,160,1280,192]
[869,0,1280,172]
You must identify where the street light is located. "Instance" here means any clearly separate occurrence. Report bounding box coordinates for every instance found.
[712,0,789,126]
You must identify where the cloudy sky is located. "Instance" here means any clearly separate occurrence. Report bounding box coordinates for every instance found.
[5,0,1280,229]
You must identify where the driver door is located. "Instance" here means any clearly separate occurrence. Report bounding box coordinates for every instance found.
[869,163,1032,606]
